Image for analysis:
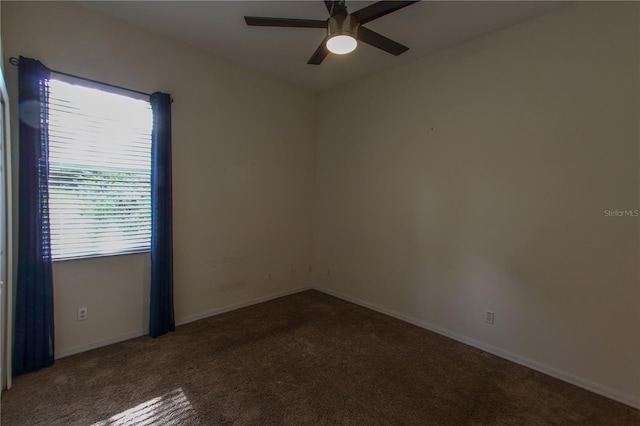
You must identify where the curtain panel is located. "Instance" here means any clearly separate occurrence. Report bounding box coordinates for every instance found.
[13,56,55,376]
[149,92,175,338]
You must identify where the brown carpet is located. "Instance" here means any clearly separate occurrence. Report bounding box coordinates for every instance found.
[2,290,638,425]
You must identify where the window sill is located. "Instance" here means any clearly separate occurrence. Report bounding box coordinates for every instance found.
[53,249,151,263]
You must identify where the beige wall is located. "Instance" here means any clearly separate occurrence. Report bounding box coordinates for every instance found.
[2,1,316,356]
[313,2,639,406]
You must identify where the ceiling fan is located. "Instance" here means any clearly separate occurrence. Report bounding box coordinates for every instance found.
[244,1,419,65]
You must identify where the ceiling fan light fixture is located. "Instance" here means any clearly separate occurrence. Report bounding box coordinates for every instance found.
[326,14,358,55]
[326,34,357,54]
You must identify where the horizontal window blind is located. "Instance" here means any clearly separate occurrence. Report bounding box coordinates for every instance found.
[48,78,153,260]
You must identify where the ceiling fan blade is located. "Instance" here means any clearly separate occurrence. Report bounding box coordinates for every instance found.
[324,0,347,17]
[244,16,327,29]
[351,1,419,25]
[308,38,330,65]
[357,26,409,56]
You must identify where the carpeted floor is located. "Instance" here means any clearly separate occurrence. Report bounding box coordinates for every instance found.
[2,290,639,425]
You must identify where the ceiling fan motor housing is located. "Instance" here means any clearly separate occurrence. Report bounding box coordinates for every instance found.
[328,14,359,38]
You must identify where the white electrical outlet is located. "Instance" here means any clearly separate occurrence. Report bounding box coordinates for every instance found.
[485,310,494,325]
[77,307,88,321]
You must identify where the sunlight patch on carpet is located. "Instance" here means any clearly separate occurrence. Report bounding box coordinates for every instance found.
[92,388,194,425]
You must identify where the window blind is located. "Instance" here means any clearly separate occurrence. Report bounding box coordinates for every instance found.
[47,78,153,260]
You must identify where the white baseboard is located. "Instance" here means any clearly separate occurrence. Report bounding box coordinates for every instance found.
[175,286,312,326]
[313,286,640,410]
[55,286,312,359]
[55,329,146,359]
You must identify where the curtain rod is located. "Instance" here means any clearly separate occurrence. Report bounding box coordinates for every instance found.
[8,56,160,100]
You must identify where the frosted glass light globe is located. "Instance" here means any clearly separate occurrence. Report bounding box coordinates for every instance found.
[326,35,357,55]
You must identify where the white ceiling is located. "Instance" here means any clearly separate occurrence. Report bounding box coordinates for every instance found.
[80,1,567,92]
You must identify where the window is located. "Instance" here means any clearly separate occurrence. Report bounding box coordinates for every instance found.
[47,78,153,260]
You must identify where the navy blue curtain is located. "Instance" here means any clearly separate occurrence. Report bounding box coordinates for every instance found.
[149,92,174,338]
[13,57,55,376]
